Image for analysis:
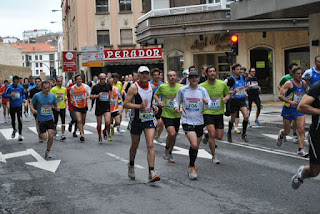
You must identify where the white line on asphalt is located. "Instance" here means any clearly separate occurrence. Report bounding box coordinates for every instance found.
[0,128,24,140]
[86,122,127,133]
[217,140,308,160]
[28,126,93,135]
[106,152,145,169]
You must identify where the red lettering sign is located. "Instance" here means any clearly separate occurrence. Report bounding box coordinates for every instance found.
[104,48,162,61]
[63,51,77,72]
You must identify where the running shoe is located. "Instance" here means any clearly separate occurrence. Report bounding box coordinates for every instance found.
[45,150,51,159]
[103,129,107,140]
[24,113,28,118]
[297,149,308,157]
[234,127,241,134]
[187,166,197,180]
[38,138,43,143]
[68,124,72,132]
[148,170,160,182]
[283,135,287,142]
[293,133,298,144]
[276,130,283,147]
[212,155,220,164]
[73,132,77,137]
[291,166,304,189]
[163,148,170,160]
[60,135,66,141]
[155,136,160,143]
[18,135,23,141]
[248,121,252,128]
[53,130,57,140]
[108,136,112,141]
[4,118,8,123]
[99,137,102,144]
[241,134,249,143]
[80,136,85,142]
[116,126,123,134]
[111,124,114,136]
[168,153,175,163]
[203,133,209,145]
[255,119,261,126]
[227,132,232,143]
[128,164,135,180]
[11,129,17,138]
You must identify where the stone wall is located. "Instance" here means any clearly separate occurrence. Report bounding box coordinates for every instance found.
[0,64,32,81]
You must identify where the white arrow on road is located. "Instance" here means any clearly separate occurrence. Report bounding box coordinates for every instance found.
[0,149,61,173]
[154,141,212,159]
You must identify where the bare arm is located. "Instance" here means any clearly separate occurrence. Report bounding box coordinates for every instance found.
[297,94,320,115]
[123,85,145,109]
[278,81,296,106]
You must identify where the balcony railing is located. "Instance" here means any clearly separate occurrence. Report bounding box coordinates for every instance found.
[138,1,233,23]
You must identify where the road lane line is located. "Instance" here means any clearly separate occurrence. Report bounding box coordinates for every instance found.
[106,152,145,169]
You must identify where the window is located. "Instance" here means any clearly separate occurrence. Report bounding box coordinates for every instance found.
[119,0,131,12]
[22,56,24,60]
[120,29,133,45]
[96,0,108,13]
[36,70,39,75]
[40,63,43,67]
[35,55,38,60]
[39,55,42,60]
[22,63,24,67]
[142,0,151,12]
[97,30,110,46]
[29,55,32,60]
[167,51,184,78]
[36,63,39,67]
[40,70,43,73]
[49,54,54,61]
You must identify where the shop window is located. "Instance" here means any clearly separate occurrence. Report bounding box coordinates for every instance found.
[97,30,110,46]
[96,0,108,13]
[119,0,131,12]
[250,47,273,94]
[120,29,133,45]
[285,46,309,74]
[167,50,184,78]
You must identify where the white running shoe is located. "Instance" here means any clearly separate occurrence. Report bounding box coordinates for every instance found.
[45,150,51,159]
[116,126,123,134]
[297,149,308,157]
[212,155,220,164]
[163,148,170,160]
[18,135,23,142]
[292,134,298,144]
[168,153,175,163]
[187,166,197,180]
[276,130,283,147]
[148,170,160,182]
[291,166,304,189]
[128,164,135,180]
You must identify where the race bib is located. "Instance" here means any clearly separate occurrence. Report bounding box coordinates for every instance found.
[293,92,304,103]
[210,97,221,109]
[12,92,20,100]
[41,105,52,116]
[110,99,116,106]
[236,88,244,96]
[57,93,64,101]
[166,97,175,108]
[139,108,154,122]
[185,98,200,111]
[75,94,84,102]
[99,92,109,102]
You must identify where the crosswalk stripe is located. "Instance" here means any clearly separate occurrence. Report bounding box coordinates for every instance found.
[0,129,24,140]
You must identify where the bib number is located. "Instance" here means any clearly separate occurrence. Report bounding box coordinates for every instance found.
[99,92,109,102]
[12,92,20,100]
[210,97,221,109]
[185,98,200,111]
[236,88,244,96]
[57,93,64,101]
[166,97,175,108]
[293,92,304,103]
[41,105,52,116]
[139,108,154,122]
[75,94,84,102]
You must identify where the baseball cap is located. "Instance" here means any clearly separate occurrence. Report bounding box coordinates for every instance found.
[182,70,189,75]
[188,71,199,77]
[138,66,150,73]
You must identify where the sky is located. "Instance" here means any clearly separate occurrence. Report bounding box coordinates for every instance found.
[0,0,62,39]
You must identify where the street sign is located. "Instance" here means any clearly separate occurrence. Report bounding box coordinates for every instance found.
[81,46,105,62]
[82,62,104,67]
[62,51,77,72]
[0,149,61,173]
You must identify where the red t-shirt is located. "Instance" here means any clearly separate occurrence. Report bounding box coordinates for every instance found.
[0,86,9,103]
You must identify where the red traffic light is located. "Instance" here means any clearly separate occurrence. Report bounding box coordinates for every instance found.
[231,35,238,43]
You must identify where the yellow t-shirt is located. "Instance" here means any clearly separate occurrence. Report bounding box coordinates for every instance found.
[113,81,124,103]
[50,86,67,109]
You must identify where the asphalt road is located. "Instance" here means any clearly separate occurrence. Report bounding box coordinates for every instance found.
[0,108,319,214]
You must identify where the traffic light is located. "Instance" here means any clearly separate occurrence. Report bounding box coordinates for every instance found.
[231,35,239,56]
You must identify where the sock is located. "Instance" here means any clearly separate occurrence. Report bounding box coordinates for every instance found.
[47,150,50,152]
[228,121,233,133]
[97,125,101,138]
[242,120,248,135]
[129,161,134,166]
[165,146,169,150]
[149,167,154,173]
[189,147,198,167]
[293,132,297,136]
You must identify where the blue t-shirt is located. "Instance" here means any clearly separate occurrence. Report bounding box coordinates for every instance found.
[32,92,57,122]
[3,84,26,107]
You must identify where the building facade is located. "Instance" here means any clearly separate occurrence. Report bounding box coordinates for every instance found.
[61,0,162,81]
[136,0,310,101]
[23,29,50,43]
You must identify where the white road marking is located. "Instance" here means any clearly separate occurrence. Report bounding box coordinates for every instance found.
[28,126,93,135]
[85,122,127,133]
[0,128,24,140]
[262,133,293,140]
[106,152,145,169]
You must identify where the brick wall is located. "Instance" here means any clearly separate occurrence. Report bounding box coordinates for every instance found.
[0,64,32,81]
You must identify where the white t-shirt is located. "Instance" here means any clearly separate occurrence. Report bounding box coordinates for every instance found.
[174,85,211,126]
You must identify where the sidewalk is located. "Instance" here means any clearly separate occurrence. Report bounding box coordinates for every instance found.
[245,101,312,129]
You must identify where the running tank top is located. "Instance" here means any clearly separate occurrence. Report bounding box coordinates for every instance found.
[231,75,245,99]
[284,80,305,108]
[72,84,87,108]
[130,82,154,122]
[310,68,320,86]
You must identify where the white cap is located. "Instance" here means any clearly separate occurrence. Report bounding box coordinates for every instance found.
[138,66,150,73]
[182,70,189,75]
